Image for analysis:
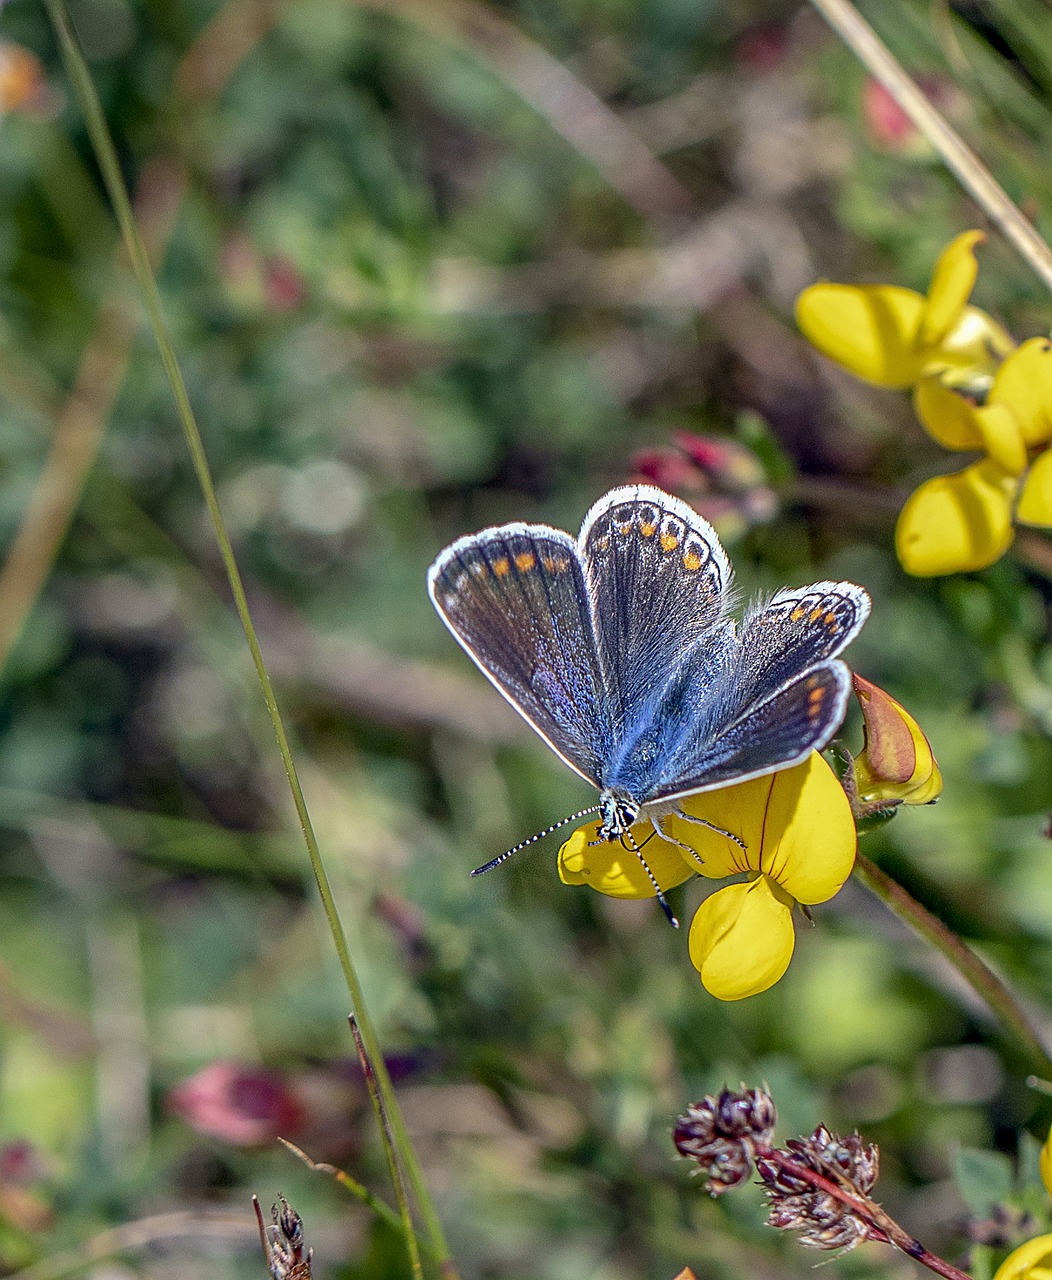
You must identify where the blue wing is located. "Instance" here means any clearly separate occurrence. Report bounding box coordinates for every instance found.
[428,523,608,786]
[732,582,870,706]
[651,661,853,800]
[622,581,869,802]
[578,485,732,733]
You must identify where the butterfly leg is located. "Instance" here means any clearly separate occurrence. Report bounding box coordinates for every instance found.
[668,809,747,853]
[649,816,707,872]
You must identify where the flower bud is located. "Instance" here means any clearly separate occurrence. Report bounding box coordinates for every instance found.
[852,673,942,806]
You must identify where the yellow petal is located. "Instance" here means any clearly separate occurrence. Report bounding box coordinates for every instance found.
[851,673,943,805]
[688,876,795,1001]
[932,304,1016,377]
[895,459,1016,576]
[557,821,694,898]
[918,230,983,347]
[973,403,1028,476]
[796,284,926,387]
[913,375,984,452]
[753,753,857,903]
[990,337,1052,447]
[993,1234,1052,1280]
[1017,448,1052,528]
[1041,1125,1052,1198]
[664,755,855,902]
[662,777,773,880]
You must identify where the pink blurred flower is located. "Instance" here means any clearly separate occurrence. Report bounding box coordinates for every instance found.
[735,23,789,75]
[264,256,307,313]
[863,76,964,154]
[168,1061,304,1147]
[631,430,777,538]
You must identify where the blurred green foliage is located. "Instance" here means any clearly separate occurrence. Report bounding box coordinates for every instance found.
[0,0,1051,1278]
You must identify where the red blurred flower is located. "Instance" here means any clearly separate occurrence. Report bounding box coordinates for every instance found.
[863,76,964,153]
[631,430,777,538]
[168,1061,304,1147]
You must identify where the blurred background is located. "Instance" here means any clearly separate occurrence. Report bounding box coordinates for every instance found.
[0,1,1052,1277]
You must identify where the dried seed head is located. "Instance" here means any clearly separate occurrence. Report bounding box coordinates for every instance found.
[714,1086,777,1141]
[673,1086,777,1195]
[253,1195,313,1280]
[757,1125,880,1253]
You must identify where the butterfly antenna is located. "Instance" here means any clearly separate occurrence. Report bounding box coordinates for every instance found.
[471,805,601,876]
[623,829,679,929]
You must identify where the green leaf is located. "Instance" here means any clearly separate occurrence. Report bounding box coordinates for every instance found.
[954,1148,1016,1217]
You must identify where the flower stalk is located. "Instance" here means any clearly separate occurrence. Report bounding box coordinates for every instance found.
[853,852,1052,1078]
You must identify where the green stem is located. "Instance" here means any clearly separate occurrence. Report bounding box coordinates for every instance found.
[348,1018,423,1280]
[278,1139,437,1262]
[853,852,1052,1077]
[44,4,454,1273]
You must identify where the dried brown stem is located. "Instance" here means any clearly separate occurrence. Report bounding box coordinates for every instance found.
[808,0,1052,294]
[7,1210,251,1280]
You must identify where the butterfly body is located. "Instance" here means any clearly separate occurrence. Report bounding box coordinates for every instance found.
[429,485,870,871]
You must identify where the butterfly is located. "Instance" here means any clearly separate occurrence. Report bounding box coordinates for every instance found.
[428,484,870,924]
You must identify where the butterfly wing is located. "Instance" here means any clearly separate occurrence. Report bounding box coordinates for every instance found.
[734,582,870,699]
[579,485,732,729]
[652,662,852,799]
[428,523,607,785]
[647,581,870,801]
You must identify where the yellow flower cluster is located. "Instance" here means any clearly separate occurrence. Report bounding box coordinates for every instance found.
[797,231,1052,575]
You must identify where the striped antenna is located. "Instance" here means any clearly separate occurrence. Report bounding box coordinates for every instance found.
[622,827,679,928]
[471,805,601,877]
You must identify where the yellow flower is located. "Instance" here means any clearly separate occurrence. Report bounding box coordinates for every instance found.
[898,338,1052,574]
[796,231,1014,389]
[994,1235,1052,1280]
[558,753,856,1001]
[993,1126,1052,1280]
[798,231,1052,577]
[851,673,942,806]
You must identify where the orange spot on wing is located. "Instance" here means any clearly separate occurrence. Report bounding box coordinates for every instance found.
[514,551,537,572]
[809,607,824,622]
[640,522,656,537]
[791,606,806,621]
[660,532,679,552]
[682,550,703,571]
[824,610,840,631]
[492,557,511,577]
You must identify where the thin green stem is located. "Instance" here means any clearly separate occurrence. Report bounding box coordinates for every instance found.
[853,852,1052,1077]
[348,1018,423,1280]
[44,4,454,1272]
[278,1139,438,1261]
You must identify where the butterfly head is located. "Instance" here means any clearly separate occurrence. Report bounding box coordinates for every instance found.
[598,788,641,843]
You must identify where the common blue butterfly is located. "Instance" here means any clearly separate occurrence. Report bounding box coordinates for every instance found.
[428,485,869,923]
